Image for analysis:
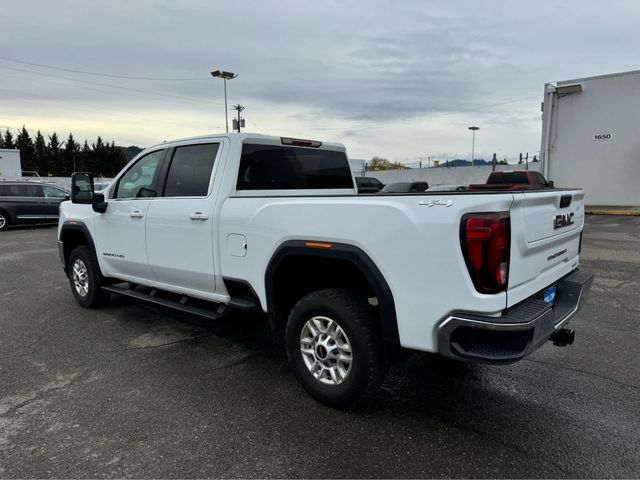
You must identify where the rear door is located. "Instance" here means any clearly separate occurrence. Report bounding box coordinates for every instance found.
[507,189,584,306]
[145,142,221,293]
[13,184,46,222]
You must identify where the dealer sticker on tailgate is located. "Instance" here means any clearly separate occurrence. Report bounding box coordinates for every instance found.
[544,286,557,305]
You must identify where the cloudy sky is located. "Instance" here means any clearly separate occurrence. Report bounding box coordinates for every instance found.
[2,0,640,164]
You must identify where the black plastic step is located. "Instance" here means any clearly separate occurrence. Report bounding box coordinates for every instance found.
[228,295,257,310]
[102,285,224,320]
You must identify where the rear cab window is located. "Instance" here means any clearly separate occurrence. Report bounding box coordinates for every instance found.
[236,143,354,193]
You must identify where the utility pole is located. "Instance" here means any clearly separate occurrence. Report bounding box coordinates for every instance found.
[232,104,245,133]
[525,152,529,170]
[468,126,479,167]
[419,157,423,169]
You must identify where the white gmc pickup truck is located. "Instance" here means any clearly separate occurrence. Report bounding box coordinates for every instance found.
[58,133,593,406]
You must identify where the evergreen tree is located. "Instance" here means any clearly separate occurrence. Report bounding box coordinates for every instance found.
[49,132,62,175]
[90,136,107,176]
[62,133,79,176]
[78,140,91,172]
[15,126,35,173]
[34,130,48,175]
[2,129,15,148]
[106,140,127,176]
[9,125,140,176]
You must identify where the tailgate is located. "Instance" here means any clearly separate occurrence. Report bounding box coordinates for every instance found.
[507,189,584,307]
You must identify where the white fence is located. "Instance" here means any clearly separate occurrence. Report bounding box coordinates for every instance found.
[363,164,541,186]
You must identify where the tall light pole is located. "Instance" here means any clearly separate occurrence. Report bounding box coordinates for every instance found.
[211,70,238,133]
[468,126,479,167]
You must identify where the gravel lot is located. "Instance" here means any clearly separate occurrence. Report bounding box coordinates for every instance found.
[1,216,638,478]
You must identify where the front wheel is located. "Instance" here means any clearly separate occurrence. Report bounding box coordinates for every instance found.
[68,245,110,308]
[285,288,387,407]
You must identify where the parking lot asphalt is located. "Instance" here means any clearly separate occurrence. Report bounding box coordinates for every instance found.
[0,216,639,478]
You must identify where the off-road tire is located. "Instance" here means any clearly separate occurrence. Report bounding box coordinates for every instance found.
[286,288,387,407]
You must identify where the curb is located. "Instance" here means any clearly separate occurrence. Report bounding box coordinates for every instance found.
[585,209,640,216]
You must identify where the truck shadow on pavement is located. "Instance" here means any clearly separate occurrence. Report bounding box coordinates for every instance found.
[100,295,638,478]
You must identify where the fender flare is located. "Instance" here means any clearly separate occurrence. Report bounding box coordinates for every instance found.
[265,240,400,353]
[59,221,101,276]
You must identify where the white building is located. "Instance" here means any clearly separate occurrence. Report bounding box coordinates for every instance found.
[540,70,640,206]
[0,149,22,178]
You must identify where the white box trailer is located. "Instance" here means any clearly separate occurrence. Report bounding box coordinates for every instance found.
[0,149,22,178]
[540,70,640,207]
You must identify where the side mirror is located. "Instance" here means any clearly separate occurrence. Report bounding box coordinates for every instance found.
[70,172,94,204]
[70,172,108,213]
[546,180,555,188]
[93,193,108,213]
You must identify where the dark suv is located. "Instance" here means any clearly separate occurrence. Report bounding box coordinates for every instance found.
[355,176,384,193]
[0,180,69,231]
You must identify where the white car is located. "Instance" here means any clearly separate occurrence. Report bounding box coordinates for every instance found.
[58,133,592,406]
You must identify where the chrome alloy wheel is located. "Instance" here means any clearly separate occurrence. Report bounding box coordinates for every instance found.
[72,258,89,297]
[0,214,6,229]
[300,316,353,385]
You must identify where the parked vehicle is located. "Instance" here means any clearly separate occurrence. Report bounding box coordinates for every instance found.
[58,133,592,406]
[355,176,384,193]
[381,181,429,193]
[468,170,553,191]
[93,181,110,193]
[428,184,467,192]
[0,180,69,231]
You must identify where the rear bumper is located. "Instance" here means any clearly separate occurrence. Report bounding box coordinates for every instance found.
[437,269,593,363]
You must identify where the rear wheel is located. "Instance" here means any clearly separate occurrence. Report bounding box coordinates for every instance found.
[0,211,10,231]
[68,245,110,307]
[285,288,386,407]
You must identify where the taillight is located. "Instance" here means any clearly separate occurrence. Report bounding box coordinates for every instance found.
[460,212,510,294]
[280,137,322,148]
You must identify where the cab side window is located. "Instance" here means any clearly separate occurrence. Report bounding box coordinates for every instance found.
[162,144,219,197]
[114,150,164,199]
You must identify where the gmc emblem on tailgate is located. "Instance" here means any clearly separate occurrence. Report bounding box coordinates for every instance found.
[553,212,575,229]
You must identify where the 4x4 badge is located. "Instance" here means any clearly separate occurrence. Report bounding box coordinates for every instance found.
[419,199,453,207]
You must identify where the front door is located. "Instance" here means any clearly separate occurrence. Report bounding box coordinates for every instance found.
[93,148,166,281]
[145,142,220,293]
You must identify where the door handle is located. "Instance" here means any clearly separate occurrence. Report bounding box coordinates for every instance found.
[190,212,209,221]
[130,210,144,218]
